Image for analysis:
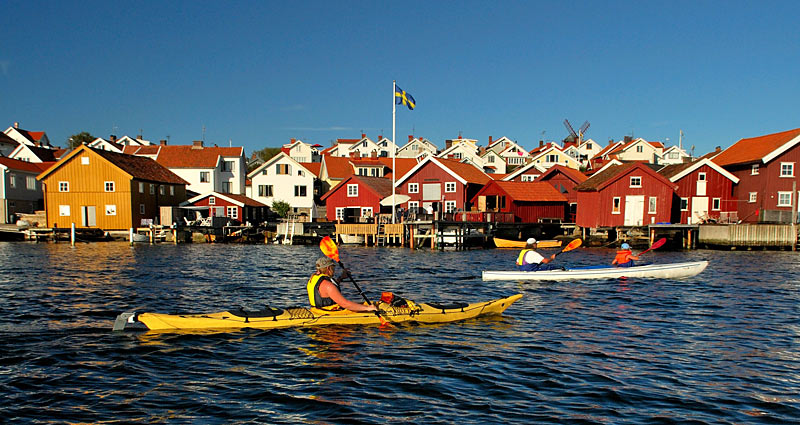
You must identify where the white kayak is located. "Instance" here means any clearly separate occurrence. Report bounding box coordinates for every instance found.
[482,261,709,281]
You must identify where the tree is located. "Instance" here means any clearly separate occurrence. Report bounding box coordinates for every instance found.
[67,132,95,148]
[247,147,283,173]
[272,200,291,218]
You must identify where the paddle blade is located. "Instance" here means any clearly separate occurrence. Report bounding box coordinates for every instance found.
[562,238,583,253]
[650,237,667,250]
[319,236,340,262]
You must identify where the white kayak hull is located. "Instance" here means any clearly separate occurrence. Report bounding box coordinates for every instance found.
[482,261,709,281]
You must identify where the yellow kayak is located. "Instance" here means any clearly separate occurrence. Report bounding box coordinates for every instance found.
[493,237,562,249]
[113,294,523,332]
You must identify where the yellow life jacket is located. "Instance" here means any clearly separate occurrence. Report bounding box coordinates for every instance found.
[306,272,341,310]
[516,249,532,266]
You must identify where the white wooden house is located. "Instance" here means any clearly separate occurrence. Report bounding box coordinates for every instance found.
[147,141,247,195]
[247,152,318,220]
[397,136,438,158]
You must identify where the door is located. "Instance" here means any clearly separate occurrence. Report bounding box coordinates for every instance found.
[422,183,441,201]
[696,175,707,196]
[690,197,709,224]
[81,206,96,227]
[624,196,644,225]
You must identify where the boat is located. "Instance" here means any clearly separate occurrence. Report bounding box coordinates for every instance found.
[493,237,562,249]
[112,293,523,332]
[482,261,708,281]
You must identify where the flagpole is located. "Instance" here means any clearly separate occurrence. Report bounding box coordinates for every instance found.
[392,80,397,224]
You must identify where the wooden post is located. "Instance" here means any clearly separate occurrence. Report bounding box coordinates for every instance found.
[71,223,75,246]
[650,228,655,246]
[173,227,178,244]
[688,229,692,250]
[129,228,134,245]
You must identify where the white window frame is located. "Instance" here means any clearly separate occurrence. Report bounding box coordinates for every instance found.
[749,192,757,203]
[104,181,115,192]
[680,198,689,211]
[159,185,165,195]
[408,201,419,211]
[335,207,345,220]
[444,200,457,213]
[347,184,358,197]
[751,164,759,175]
[105,205,117,216]
[227,206,238,219]
[630,176,642,188]
[408,183,419,193]
[712,198,721,211]
[8,174,15,188]
[698,172,707,181]
[209,196,216,205]
[361,207,372,218]
[444,182,456,193]
[59,205,70,216]
[780,162,794,177]
[648,197,657,214]
[81,156,90,165]
[26,176,36,190]
[612,197,621,214]
[58,181,69,192]
[295,185,307,197]
[200,171,210,182]
[777,191,792,207]
[636,145,644,153]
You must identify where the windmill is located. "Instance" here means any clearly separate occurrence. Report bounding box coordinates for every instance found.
[563,119,590,144]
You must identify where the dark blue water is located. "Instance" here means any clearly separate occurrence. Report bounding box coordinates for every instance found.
[0,241,798,424]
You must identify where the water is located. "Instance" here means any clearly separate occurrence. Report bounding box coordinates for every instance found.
[0,241,798,424]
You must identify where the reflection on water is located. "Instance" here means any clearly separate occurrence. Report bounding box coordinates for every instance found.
[0,242,799,423]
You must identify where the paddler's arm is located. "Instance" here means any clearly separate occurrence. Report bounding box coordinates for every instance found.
[319,279,378,312]
[539,253,557,264]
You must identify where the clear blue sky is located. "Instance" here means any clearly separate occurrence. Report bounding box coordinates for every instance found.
[2,0,799,157]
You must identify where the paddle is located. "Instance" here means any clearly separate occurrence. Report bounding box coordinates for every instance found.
[638,237,667,255]
[552,238,582,259]
[319,236,390,326]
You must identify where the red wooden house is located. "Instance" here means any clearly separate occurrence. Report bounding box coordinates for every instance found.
[470,181,567,222]
[534,164,588,222]
[658,158,739,224]
[712,128,800,223]
[394,157,491,213]
[574,162,676,228]
[183,192,268,225]
[320,175,392,222]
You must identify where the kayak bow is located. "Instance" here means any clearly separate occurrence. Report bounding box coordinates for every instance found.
[482,261,708,281]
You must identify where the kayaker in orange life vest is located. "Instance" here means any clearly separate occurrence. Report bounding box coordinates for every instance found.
[307,257,377,313]
[612,243,640,267]
[516,238,557,271]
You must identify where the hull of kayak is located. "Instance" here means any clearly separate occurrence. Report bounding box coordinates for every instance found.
[493,238,561,249]
[482,261,708,281]
[113,294,523,332]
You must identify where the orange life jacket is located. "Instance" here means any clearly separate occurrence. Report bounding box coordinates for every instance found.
[614,250,633,264]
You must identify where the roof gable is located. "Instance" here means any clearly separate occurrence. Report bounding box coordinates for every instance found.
[186,192,266,207]
[502,160,547,181]
[155,145,243,168]
[574,162,675,192]
[538,164,589,184]
[247,152,313,178]
[713,128,800,166]
[659,158,739,183]
[320,174,394,201]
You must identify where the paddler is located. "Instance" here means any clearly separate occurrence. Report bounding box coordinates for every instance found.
[516,238,557,271]
[307,257,378,313]
[611,243,640,267]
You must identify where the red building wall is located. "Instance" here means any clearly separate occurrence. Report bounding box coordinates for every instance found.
[396,164,469,211]
[576,169,674,228]
[512,202,566,222]
[322,179,383,221]
[192,196,242,219]
[724,148,800,223]
[672,164,736,224]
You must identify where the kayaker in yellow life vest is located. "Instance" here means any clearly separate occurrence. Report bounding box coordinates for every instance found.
[307,257,378,313]
[612,243,640,268]
[516,238,557,271]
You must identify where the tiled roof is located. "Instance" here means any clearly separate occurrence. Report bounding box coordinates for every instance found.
[376,157,417,177]
[658,161,696,180]
[351,159,384,167]
[300,162,321,177]
[490,181,567,202]
[713,128,800,166]
[123,145,160,155]
[92,148,188,184]
[321,174,394,201]
[489,173,508,180]
[13,128,46,144]
[219,193,267,207]
[0,156,48,173]
[322,156,354,179]
[438,159,491,185]
[539,164,588,183]
[155,145,243,168]
[574,162,639,191]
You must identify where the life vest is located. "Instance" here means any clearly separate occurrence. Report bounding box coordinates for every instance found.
[614,250,633,265]
[516,249,532,266]
[306,273,341,310]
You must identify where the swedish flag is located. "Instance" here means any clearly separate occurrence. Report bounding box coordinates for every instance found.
[395,85,416,110]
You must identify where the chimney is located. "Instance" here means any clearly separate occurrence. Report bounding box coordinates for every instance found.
[159,139,167,146]
[408,135,414,142]
[608,139,615,146]
[13,122,19,129]
[489,136,493,145]
[624,135,632,143]
[361,133,366,139]
[110,135,117,143]
[192,140,204,149]
[290,138,296,144]
[715,146,721,152]
[370,150,378,159]
[378,134,383,141]
[539,140,544,148]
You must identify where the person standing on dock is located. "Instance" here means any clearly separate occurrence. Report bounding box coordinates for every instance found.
[516,238,557,271]
[612,243,640,268]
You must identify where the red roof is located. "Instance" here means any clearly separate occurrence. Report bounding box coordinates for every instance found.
[320,174,394,201]
[0,156,48,173]
[123,145,160,155]
[93,148,189,184]
[155,145,243,168]
[438,159,491,185]
[321,156,354,179]
[218,193,267,207]
[713,128,800,166]
[376,157,417,178]
[538,164,589,184]
[574,162,674,192]
[300,162,321,177]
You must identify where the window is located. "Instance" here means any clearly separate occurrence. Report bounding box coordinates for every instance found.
[347,184,358,197]
[58,181,69,192]
[488,155,495,163]
[8,174,15,188]
[105,205,117,216]
[159,185,165,195]
[712,198,721,211]
[630,176,642,188]
[222,160,235,172]
[105,181,115,192]
[209,196,216,205]
[648,197,657,214]
[59,205,70,216]
[408,201,419,211]
[221,182,231,193]
[444,200,457,213]
[139,182,144,193]
[509,157,524,165]
[521,175,537,182]
[259,185,273,197]
[445,182,456,193]
[751,164,759,175]
[586,143,592,149]
[170,186,175,196]
[81,156,90,165]
[698,172,706,181]
[780,162,794,177]
[276,164,290,175]
[408,183,419,193]
[612,197,621,214]
[336,208,345,220]
[26,176,35,190]
[150,184,155,195]
[227,206,238,219]
[361,207,372,218]
[680,198,688,211]
[546,154,558,163]
[295,185,307,197]
[749,192,757,203]
[777,191,792,207]
[453,153,462,159]
[298,170,305,177]
[139,204,145,214]
[636,145,643,153]
[200,171,210,182]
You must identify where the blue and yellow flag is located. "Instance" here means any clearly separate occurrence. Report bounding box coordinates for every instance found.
[395,85,416,110]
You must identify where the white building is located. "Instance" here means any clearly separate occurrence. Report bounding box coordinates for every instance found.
[147,141,247,195]
[247,152,318,220]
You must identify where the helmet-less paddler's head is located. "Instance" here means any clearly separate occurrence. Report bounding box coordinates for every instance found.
[315,257,336,273]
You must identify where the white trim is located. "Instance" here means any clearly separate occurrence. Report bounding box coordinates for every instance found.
[777,191,792,207]
[668,158,739,183]
[762,133,800,164]
[185,192,248,208]
[394,156,469,187]
[748,192,757,203]
[246,152,314,179]
[680,197,689,211]
[779,162,794,177]
[612,197,621,214]
[502,160,547,181]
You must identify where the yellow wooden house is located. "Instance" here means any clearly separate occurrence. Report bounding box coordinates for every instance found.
[37,145,189,230]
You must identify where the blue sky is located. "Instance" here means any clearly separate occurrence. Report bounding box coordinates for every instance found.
[2,1,799,156]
